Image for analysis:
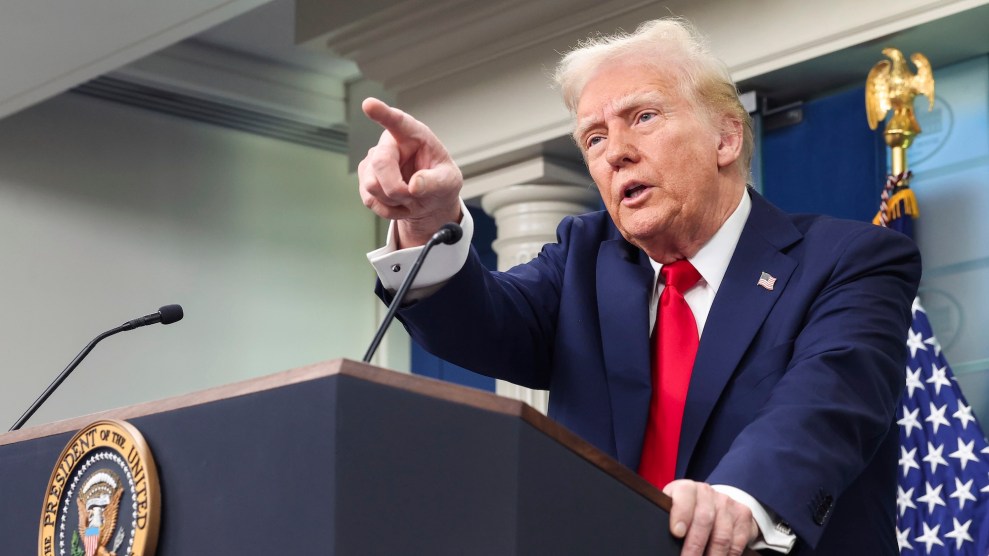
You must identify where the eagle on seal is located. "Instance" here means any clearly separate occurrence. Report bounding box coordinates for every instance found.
[76,484,123,556]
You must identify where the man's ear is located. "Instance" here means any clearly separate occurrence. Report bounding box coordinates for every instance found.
[716,118,744,168]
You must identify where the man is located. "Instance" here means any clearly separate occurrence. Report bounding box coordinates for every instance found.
[359,18,920,555]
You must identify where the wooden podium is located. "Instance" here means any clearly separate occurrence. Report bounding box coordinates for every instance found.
[1,359,689,555]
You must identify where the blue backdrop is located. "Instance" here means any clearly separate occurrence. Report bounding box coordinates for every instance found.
[760,86,887,222]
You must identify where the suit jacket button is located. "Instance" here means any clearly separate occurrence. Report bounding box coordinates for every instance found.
[813,495,834,525]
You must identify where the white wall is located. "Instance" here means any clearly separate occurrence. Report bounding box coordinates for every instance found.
[0,92,379,428]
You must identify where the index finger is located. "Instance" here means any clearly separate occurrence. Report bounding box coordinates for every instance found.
[362,97,424,142]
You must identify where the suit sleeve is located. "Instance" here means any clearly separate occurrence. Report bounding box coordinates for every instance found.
[704,224,921,547]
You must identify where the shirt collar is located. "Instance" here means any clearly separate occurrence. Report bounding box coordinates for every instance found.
[650,187,751,294]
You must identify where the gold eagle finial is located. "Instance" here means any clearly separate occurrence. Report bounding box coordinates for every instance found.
[865,47,934,177]
[865,48,934,139]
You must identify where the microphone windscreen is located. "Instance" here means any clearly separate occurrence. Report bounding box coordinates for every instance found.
[439,222,463,245]
[158,304,184,325]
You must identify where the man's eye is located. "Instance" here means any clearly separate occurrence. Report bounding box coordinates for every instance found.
[638,112,656,123]
[587,136,604,148]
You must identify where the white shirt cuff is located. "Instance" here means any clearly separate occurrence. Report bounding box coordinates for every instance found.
[711,484,796,553]
[367,198,474,295]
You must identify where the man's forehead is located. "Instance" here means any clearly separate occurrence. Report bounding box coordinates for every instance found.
[596,90,668,114]
[576,69,674,115]
[574,89,669,135]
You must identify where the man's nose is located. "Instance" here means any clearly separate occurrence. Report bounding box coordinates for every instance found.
[604,129,639,167]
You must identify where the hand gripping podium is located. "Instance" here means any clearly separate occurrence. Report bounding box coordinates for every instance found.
[1,359,703,555]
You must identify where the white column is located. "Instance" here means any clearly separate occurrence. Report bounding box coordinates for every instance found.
[480,183,600,414]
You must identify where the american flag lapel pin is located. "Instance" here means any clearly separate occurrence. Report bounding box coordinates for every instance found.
[757,272,777,291]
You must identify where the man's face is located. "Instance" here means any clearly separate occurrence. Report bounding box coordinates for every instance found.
[575,61,741,261]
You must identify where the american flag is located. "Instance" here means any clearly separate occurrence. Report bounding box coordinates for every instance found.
[756,271,776,291]
[896,299,989,552]
[876,173,989,553]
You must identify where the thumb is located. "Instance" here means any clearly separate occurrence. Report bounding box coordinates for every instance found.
[409,165,460,198]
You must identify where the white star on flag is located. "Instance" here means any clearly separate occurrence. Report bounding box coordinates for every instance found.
[904,366,924,399]
[916,481,946,514]
[926,364,952,396]
[914,522,945,553]
[898,407,923,437]
[896,526,913,551]
[906,328,926,358]
[899,446,921,477]
[943,517,974,549]
[949,477,977,510]
[922,442,948,473]
[953,402,976,430]
[924,403,950,434]
[948,438,979,471]
[897,486,917,516]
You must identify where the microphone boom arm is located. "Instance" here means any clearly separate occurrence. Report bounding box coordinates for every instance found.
[10,326,126,431]
[8,305,184,432]
[362,223,462,364]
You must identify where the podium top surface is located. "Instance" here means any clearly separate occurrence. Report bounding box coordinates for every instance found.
[0,358,673,513]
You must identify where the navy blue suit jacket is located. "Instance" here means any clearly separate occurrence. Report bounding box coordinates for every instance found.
[391,191,921,553]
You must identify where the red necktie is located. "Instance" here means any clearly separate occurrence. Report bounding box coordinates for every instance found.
[639,259,701,489]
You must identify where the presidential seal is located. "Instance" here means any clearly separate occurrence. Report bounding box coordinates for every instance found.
[39,420,160,556]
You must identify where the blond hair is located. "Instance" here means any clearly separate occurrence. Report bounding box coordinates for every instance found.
[554,19,753,178]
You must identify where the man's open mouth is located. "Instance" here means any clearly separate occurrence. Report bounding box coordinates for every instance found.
[624,184,647,199]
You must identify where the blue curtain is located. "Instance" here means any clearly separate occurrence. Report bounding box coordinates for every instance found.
[760,86,887,221]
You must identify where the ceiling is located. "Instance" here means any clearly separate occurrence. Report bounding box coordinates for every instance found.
[193,1,989,113]
[194,0,360,81]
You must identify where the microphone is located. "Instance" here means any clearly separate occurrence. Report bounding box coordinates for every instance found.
[121,304,184,330]
[363,222,463,364]
[9,304,185,431]
[432,222,463,245]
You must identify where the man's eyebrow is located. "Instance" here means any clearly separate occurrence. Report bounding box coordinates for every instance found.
[612,91,666,114]
[573,91,667,143]
[573,117,602,144]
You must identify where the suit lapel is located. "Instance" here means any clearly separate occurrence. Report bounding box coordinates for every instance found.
[677,192,802,478]
[597,238,655,466]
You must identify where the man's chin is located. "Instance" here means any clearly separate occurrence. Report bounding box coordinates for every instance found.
[616,216,660,243]
[618,228,656,251]
[616,223,677,260]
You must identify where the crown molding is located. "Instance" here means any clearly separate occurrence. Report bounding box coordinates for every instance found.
[299,0,662,92]
[300,0,989,96]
